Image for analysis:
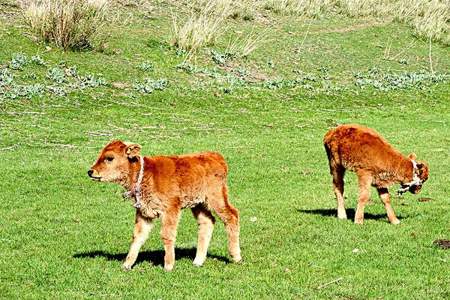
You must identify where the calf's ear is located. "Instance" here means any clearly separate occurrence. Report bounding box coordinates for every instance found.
[416,161,429,181]
[124,142,142,159]
[408,153,417,160]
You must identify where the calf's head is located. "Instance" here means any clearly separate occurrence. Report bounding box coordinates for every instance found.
[88,140,142,183]
[403,153,429,194]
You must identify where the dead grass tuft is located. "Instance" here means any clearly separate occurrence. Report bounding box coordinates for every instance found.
[171,0,233,54]
[260,0,449,44]
[395,0,449,44]
[23,0,109,50]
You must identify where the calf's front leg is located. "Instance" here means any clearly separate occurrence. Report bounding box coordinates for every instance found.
[377,188,400,225]
[160,205,181,271]
[123,211,154,270]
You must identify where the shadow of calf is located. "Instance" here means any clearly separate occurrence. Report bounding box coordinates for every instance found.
[73,247,230,267]
[297,208,405,221]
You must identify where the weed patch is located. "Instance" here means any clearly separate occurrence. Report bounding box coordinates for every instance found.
[1,54,108,100]
[77,74,107,89]
[46,67,66,84]
[134,78,168,94]
[0,68,13,86]
[211,49,234,66]
[355,68,450,91]
[138,61,154,72]
[30,55,46,66]
[9,53,28,70]
[3,83,45,99]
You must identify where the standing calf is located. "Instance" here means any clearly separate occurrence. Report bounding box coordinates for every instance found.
[88,140,241,271]
[323,124,429,225]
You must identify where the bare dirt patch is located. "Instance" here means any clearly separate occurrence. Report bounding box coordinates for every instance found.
[434,240,450,250]
[418,197,433,202]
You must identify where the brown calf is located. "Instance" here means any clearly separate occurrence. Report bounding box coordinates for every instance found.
[88,140,241,271]
[323,124,429,225]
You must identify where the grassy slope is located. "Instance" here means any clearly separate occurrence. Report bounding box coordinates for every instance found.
[0,2,449,299]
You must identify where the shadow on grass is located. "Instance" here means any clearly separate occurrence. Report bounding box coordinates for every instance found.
[73,247,230,267]
[297,208,405,221]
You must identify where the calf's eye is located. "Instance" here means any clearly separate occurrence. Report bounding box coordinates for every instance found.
[105,157,114,162]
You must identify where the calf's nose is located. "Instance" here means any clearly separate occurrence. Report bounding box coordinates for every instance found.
[87,170,94,177]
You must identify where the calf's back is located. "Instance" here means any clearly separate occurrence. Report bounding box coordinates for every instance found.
[323,124,404,172]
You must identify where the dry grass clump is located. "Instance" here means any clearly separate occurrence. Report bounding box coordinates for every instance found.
[227,31,266,58]
[395,0,449,44]
[336,0,450,43]
[260,0,449,44]
[228,0,256,21]
[263,0,331,18]
[335,0,394,18]
[170,0,448,57]
[171,0,233,54]
[23,0,108,50]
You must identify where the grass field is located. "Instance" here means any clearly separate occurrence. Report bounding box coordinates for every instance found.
[0,1,449,299]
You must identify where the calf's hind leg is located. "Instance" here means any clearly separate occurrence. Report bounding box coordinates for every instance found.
[191,204,216,267]
[354,171,372,225]
[331,165,347,220]
[209,186,241,263]
[377,188,400,225]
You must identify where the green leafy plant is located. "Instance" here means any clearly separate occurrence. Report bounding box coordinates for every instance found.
[138,61,154,72]
[47,85,67,96]
[355,69,450,91]
[211,49,235,66]
[10,53,28,70]
[46,67,66,83]
[0,69,13,86]
[31,55,46,66]
[176,62,197,74]
[77,74,107,88]
[134,78,168,93]
[6,84,45,99]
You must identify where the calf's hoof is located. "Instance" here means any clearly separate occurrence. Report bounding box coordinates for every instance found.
[164,264,174,272]
[193,257,205,267]
[122,263,132,271]
[390,218,401,225]
[337,208,347,220]
[354,218,364,225]
[337,212,347,220]
[231,254,242,263]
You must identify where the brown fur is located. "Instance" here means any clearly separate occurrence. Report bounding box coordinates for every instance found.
[88,140,241,271]
[323,124,429,224]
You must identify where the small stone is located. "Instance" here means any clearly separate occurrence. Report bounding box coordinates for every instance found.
[352,248,360,253]
[250,216,257,222]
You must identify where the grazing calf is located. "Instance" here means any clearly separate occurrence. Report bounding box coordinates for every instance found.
[88,140,241,271]
[323,124,429,225]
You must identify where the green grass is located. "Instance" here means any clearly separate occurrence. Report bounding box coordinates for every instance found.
[0,2,449,299]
